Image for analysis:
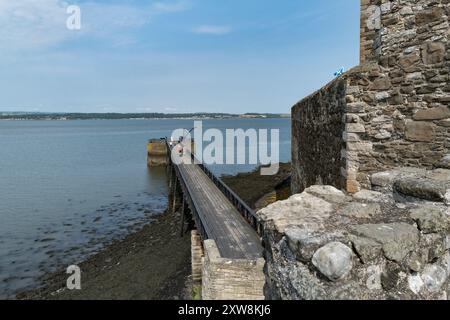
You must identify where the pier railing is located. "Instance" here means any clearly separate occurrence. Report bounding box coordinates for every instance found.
[166,138,263,237]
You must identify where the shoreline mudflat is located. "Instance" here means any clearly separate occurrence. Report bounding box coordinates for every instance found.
[18,163,291,300]
[18,209,191,300]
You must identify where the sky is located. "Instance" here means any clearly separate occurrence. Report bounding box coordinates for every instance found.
[0,0,360,114]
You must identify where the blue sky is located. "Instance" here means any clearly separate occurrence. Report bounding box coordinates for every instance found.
[0,0,360,113]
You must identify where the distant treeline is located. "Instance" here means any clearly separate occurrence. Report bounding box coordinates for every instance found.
[0,112,290,120]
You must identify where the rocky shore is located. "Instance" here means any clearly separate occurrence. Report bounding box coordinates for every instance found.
[18,164,291,300]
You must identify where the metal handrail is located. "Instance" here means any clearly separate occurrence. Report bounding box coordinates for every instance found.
[189,149,263,236]
[165,138,263,236]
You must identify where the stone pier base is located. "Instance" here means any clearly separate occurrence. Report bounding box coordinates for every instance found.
[201,240,265,300]
[147,139,168,167]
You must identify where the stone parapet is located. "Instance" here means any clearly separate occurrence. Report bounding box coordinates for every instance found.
[259,167,450,300]
[201,240,265,300]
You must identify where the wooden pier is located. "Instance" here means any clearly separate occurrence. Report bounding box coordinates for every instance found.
[150,138,265,300]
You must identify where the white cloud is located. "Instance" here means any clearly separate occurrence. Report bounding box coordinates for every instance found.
[192,25,232,35]
[0,0,69,49]
[150,1,191,13]
[0,0,192,50]
[136,107,153,112]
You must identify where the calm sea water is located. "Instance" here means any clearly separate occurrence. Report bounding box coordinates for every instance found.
[0,118,291,298]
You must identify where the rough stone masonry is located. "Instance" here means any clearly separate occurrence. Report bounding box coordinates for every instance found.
[265,0,450,300]
[259,167,450,299]
[292,0,449,194]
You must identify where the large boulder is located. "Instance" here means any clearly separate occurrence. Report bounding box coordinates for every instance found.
[311,242,353,281]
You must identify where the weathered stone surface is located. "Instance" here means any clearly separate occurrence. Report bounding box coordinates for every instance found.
[421,42,446,65]
[346,179,361,194]
[370,77,391,90]
[422,233,447,263]
[435,154,450,170]
[400,6,413,16]
[304,185,347,204]
[399,53,421,72]
[286,229,345,262]
[427,170,450,184]
[371,168,428,190]
[406,251,427,272]
[349,223,419,263]
[353,190,386,202]
[406,72,423,81]
[375,91,390,101]
[408,274,424,294]
[421,264,447,293]
[311,242,353,281]
[438,119,450,127]
[339,202,382,218]
[347,141,373,152]
[371,171,399,188]
[351,236,383,264]
[374,129,392,140]
[346,102,366,113]
[258,192,333,234]
[415,7,445,25]
[410,205,450,234]
[405,120,435,142]
[413,106,450,121]
[343,132,360,142]
[365,265,383,290]
[394,177,448,202]
[380,262,402,291]
[346,123,366,133]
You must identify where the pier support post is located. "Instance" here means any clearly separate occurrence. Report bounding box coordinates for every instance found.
[191,230,204,284]
[171,178,182,214]
[180,198,189,237]
[172,185,178,214]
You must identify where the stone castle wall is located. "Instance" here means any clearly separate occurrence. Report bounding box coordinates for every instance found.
[292,0,450,194]
[291,79,347,194]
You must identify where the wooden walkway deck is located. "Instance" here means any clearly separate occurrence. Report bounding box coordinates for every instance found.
[176,152,263,260]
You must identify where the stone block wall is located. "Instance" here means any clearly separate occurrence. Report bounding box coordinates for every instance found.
[361,0,449,64]
[201,240,265,300]
[292,0,450,194]
[291,79,347,194]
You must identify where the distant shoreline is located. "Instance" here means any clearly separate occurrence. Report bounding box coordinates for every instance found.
[0,112,291,121]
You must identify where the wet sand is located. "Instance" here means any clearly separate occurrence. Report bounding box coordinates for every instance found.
[17,209,191,300]
[18,163,291,300]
